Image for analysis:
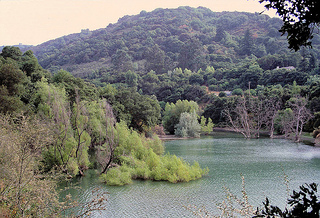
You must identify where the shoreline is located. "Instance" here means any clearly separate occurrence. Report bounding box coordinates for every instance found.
[158,127,318,146]
[158,135,189,141]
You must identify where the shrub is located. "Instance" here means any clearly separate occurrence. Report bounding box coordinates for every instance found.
[100,167,132,186]
[175,112,201,138]
[232,88,244,96]
[101,122,208,186]
[218,91,227,97]
[163,100,199,134]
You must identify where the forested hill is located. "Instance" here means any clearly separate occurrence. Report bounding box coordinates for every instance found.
[24,6,320,104]
[30,7,294,75]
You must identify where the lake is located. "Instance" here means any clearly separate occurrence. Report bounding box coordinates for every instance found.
[60,132,320,217]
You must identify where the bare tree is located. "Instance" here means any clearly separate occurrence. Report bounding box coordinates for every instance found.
[0,114,57,217]
[288,96,313,142]
[224,95,263,139]
[279,108,295,138]
[262,97,282,138]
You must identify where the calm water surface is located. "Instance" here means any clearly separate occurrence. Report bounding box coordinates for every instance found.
[60,133,320,217]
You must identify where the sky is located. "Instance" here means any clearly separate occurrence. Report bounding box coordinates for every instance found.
[0,0,278,46]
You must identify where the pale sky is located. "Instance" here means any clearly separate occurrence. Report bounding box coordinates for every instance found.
[0,0,277,46]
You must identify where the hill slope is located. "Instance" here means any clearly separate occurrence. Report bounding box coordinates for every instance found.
[26,6,320,104]
[30,7,293,76]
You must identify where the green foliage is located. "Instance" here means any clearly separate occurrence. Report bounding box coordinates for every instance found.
[52,70,98,103]
[163,100,199,134]
[99,167,133,186]
[0,85,24,114]
[254,183,320,217]
[12,8,319,111]
[0,62,26,96]
[260,0,320,51]
[32,79,94,176]
[100,87,161,132]
[1,46,22,61]
[0,47,52,114]
[100,122,208,186]
[200,116,214,134]
[239,29,254,56]
[175,112,201,138]
[232,88,244,96]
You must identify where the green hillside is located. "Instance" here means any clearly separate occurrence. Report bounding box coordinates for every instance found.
[32,7,292,75]
[3,6,320,127]
[27,7,320,104]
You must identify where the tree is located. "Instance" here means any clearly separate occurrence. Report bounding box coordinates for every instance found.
[200,116,214,134]
[139,70,160,95]
[203,96,227,124]
[260,0,320,51]
[0,46,22,61]
[96,100,118,174]
[189,73,204,85]
[125,70,138,90]
[34,80,78,175]
[163,100,199,134]
[0,85,24,114]
[0,62,26,96]
[239,29,255,56]
[0,62,26,114]
[113,88,161,132]
[287,96,313,142]
[111,49,133,72]
[175,112,201,138]
[71,91,91,175]
[52,70,98,103]
[0,114,108,216]
[258,86,284,138]
[0,114,56,217]
[178,38,205,71]
[145,44,168,74]
[224,95,264,139]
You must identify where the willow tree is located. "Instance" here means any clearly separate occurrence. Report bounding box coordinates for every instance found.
[95,100,118,174]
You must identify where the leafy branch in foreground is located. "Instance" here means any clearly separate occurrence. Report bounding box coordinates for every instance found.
[254,183,320,218]
[260,0,320,51]
[57,188,108,218]
[186,174,319,218]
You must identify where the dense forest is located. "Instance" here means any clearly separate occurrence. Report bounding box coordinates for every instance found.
[1,6,320,217]
[22,6,320,139]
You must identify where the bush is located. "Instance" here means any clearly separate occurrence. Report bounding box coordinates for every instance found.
[99,167,132,186]
[232,88,244,96]
[100,122,208,186]
[175,112,201,138]
[218,91,227,97]
[163,100,199,134]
